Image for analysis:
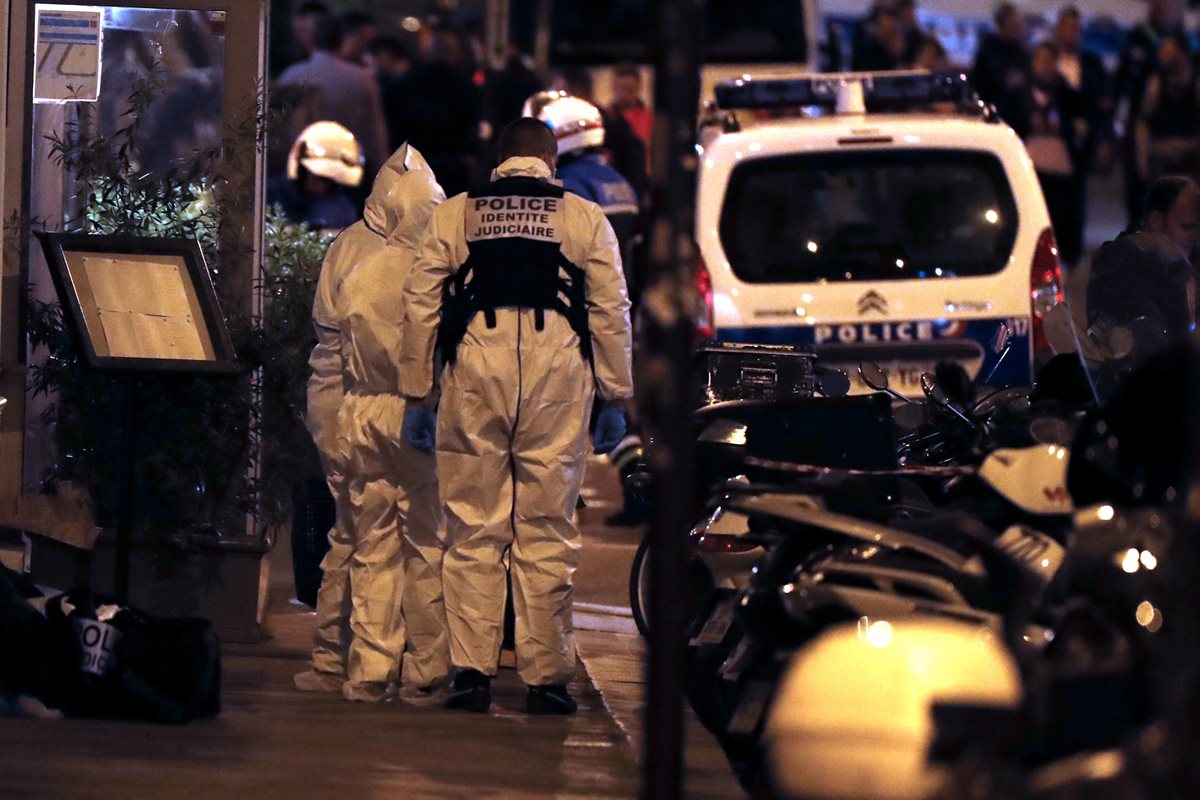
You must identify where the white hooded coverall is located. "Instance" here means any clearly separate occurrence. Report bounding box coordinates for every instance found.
[400,157,633,687]
[306,144,448,694]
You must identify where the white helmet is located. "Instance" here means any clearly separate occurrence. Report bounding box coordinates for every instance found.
[286,121,365,187]
[522,90,605,156]
[765,616,1023,800]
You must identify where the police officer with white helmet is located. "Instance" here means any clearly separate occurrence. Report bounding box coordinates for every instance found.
[523,91,640,288]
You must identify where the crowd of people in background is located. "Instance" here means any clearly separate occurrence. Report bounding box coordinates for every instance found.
[835,0,1199,267]
[267,2,654,243]
[268,0,1200,275]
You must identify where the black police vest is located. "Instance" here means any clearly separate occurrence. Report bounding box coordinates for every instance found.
[437,176,592,364]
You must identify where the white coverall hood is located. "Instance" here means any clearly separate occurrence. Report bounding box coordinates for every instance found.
[342,144,446,394]
[363,143,446,248]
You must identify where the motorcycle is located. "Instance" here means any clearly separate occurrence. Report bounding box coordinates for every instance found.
[760,341,1198,799]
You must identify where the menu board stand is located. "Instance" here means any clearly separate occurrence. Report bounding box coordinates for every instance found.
[36,234,240,601]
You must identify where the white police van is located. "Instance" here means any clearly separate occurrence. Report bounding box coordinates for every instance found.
[695,71,1063,394]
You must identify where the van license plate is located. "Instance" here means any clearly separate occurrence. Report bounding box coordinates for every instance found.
[845,361,939,396]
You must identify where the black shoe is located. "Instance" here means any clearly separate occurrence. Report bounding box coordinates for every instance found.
[526,684,577,715]
[444,669,491,713]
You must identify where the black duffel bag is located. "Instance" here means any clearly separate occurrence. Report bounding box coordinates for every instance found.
[44,588,221,724]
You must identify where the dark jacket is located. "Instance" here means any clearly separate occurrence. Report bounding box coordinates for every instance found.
[972,35,1032,137]
[1026,74,1085,172]
[1087,231,1195,341]
[558,152,639,277]
[1071,49,1114,169]
[1117,21,1183,123]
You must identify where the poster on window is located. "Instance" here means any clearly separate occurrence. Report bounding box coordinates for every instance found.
[34,5,104,104]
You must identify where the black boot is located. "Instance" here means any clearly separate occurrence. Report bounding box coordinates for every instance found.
[526,684,577,715]
[444,669,491,713]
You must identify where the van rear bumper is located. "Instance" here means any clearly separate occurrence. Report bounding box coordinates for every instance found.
[716,319,1033,391]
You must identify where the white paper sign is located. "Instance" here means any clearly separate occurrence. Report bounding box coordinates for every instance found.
[34,5,104,104]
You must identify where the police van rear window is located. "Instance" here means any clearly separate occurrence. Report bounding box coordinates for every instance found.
[718,150,1019,284]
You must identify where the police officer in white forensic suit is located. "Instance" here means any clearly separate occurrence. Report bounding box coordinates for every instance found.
[295,143,448,702]
[399,118,633,714]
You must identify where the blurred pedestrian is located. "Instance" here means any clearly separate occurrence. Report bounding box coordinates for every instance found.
[1054,6,1112,262]
[1087,175,1199,345]
[338,12,377,69]
[487,48,546,144]
[371,36,412,83]
[1138,33,1200,186]
[609,64,653,155]
[389,27,482,197]
[1117,0,1185,223]
[1026,42,1085,266]
[558,67,649,210]
[971,2,1032,136]
[290,1,328,63]
[911,35,948,72]
[896,0,926,65]
[371,37,414,151]
[277,12,389,180]
[853,4,905,72]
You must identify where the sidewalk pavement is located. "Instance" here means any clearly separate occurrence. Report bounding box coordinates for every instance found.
[0,461,743,800]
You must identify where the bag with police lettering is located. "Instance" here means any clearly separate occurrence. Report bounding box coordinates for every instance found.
[44,589,221,723]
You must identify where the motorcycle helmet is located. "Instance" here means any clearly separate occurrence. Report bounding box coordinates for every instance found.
[286,121,365,188]
[522,91,605,156]
[765,616,1022,800]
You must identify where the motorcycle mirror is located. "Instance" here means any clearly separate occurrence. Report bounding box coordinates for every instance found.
[922,371,978,427]
[860,362,910,403]
[991,322,1010,354]
[818,368,851,398]
[920,371,946,403]
[859,362,889,391]
[893,401,926,431]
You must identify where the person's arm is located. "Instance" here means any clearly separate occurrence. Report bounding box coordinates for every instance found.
[305,238,346,459]
[1135,76,1161,181]
[582,205,634,404]
[399,202,459,401]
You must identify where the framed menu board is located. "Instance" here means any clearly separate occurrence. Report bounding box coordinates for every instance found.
[37,234,238,373]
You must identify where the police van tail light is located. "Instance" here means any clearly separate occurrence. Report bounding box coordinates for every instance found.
[1031,227,1064,355]
[695,254,715,340]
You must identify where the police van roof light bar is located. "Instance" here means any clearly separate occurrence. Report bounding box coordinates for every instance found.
[714,71,989,118]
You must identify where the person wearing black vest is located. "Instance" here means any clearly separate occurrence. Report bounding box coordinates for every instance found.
[399,119,634,715]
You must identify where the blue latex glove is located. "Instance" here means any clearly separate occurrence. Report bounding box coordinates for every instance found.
[403,404,437,455]
[593,404,627,455]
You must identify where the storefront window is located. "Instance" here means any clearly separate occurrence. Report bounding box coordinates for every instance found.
[26,6,229,487]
